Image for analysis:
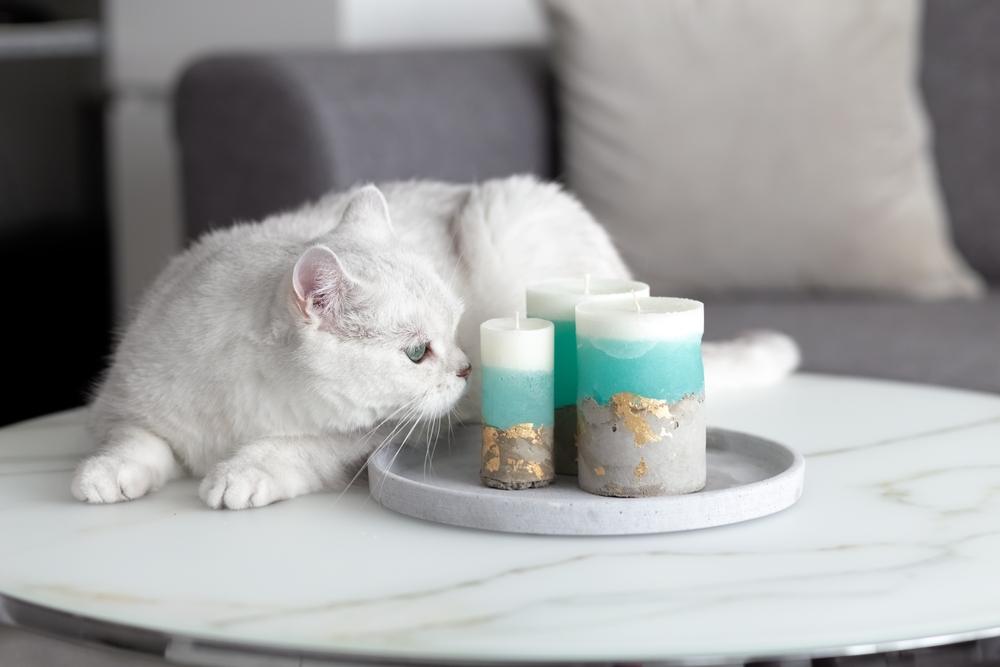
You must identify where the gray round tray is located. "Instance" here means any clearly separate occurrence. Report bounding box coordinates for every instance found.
[369,426,805,536]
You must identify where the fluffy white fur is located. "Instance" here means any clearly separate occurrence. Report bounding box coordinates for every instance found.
[73,176,798,509]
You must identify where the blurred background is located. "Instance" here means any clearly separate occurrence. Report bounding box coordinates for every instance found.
[3,0,998,427]
[0,0,545,426]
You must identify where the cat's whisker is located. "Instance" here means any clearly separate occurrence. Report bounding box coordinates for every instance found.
[336,429,410,502]
[355,407,421,506]
[428,415,441,475]
[424,418,436,476]
[357,398,420,445]
[446,409,455,454]
[356,399,422,502]
[423,416,435,478]
[376,405,425,499]
[335,402,421,501]
[428,415,442,475]
[369,403,420,457]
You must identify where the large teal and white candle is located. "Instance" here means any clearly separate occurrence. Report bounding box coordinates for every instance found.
[479,315,555,490]
[575,297,706,497]
[525,277,649,475]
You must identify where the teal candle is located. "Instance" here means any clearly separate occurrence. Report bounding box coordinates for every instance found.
[526,277,650,475]
[575,297,707,497]
[551,319,578,408]
[576,337,704,405]
[481,367,554,429]
[479,316,555,490]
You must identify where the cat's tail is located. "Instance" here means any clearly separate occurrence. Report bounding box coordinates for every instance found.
[703,330,801,391]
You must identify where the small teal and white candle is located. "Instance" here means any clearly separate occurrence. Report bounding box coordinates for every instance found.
[479,314,555,490]
[575,297,706,497]
[525,277,649,475]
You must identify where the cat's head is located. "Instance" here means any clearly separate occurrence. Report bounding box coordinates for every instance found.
[287,186,470,430]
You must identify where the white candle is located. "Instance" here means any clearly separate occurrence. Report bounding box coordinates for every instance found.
[480,316,553,376]
[479,316,555,490]
[526,277,650,322]
[575,296,704,343]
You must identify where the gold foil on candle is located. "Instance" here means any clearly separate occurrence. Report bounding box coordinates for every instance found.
[481,423,554,490]
[505,458,546,480]
[593,466,606,477]
[504,423,547,447]
[482,437,501,473]
[609,392,673,446]
[634,458,648,479]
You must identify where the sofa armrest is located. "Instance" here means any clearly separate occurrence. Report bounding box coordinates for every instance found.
[174,48,556,239]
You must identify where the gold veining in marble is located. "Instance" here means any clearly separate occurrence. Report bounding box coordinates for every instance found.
[609,392,672,446]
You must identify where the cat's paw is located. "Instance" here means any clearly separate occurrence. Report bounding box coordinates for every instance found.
[71,454,159,503]
[199,463,286,510]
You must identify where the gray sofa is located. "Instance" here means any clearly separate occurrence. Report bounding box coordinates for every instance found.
[174,0,1000,395]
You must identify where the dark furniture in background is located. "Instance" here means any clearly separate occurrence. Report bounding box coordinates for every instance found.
[0,0,110,426]
[173,1,1000,397]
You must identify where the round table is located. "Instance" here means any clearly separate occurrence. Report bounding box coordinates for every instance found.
[2,374,1000,666]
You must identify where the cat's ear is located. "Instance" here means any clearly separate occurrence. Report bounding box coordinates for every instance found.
[338,185,395,242]
[292,245,355,321]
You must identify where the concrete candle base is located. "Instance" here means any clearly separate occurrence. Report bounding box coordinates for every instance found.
[480,423,555,490]
[553,405,578,476]
[577,392,705,497]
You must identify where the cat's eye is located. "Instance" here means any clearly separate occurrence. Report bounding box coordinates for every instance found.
[405,342,429,363]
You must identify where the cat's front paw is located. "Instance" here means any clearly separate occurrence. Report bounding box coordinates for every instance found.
[199,463,286,510]
[72,454,159,503]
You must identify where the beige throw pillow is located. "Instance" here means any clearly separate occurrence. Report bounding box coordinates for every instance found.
[547,0,983,298]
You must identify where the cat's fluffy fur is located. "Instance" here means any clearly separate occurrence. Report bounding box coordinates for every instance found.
[73,176,798,509]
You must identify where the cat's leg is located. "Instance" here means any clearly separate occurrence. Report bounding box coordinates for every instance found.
[72,425,184,503]
[199,436,350,510]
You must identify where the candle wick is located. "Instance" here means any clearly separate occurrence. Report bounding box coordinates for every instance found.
[632,290,642,313]
[584,273,591,295]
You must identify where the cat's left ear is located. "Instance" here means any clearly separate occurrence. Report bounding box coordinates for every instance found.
[292,245,355,322]
[338,185,395,242]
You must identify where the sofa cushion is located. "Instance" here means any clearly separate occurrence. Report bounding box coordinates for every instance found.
[705,292,1000,393]
[547,0,983,299]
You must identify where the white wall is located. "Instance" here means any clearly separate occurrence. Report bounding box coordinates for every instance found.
[105,0,544,317]
[337,0,545,49]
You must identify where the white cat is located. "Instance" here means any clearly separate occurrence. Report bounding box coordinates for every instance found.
[72,176,798,509]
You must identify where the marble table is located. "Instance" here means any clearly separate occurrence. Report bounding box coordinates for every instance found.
[2,374,1000,666]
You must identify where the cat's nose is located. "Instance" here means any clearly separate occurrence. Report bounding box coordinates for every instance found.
[456,364,472,380]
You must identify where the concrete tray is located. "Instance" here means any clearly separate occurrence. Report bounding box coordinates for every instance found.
[370,426,805,536]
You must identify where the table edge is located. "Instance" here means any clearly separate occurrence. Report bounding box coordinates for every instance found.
[3,592,1000,666]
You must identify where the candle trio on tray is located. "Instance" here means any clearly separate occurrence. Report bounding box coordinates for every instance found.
[479,278,707,498]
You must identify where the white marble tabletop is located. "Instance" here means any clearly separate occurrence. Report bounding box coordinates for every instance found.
[2,374,1000,665]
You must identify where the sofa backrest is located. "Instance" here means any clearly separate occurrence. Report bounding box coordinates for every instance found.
[922,0,1000,283]
[176,3,999,285]
[175,49,556,238]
